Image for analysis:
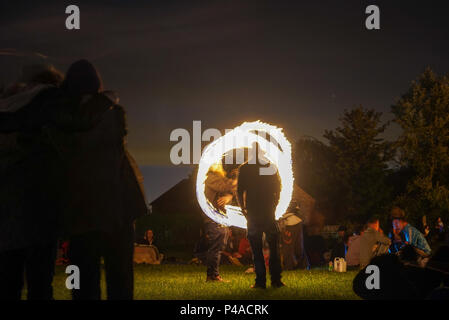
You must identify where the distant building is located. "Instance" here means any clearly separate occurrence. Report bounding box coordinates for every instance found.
[150,177,199,216]
[144,175,316,255]
[150,176,315,224]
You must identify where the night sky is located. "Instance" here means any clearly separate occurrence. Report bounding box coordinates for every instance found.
[1,0,449,200]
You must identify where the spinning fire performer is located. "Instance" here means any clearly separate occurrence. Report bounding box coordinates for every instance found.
[201,162,237,282]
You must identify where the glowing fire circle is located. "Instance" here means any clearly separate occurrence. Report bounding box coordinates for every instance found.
[196,121,294,229]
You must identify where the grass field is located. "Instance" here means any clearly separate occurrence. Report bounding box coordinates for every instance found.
[51,264,360,300]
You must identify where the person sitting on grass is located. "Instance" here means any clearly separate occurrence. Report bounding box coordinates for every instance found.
[220,229,243,266]
[345,226,364,268]
[359,217,391,269]
[330,225,347,262]
[391,207,431,267]
[279,200,309,270]
[134,230,164,265]
[236,235,253,265]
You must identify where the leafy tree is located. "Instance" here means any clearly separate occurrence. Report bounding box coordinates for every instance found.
[293,136,338,219]
[323,107,393,223]
[392,68,449,222]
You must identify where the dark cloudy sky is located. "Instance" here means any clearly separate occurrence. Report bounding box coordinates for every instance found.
[1,0,448,200]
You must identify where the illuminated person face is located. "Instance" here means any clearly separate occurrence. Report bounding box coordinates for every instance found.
[146,230,154,242]
[392,219,404,232]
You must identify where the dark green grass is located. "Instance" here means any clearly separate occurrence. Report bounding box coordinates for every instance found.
[51,264,360,300]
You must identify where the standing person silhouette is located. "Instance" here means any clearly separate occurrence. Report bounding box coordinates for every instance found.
[0,60,147,300]
[237,143,284,289]
[0,64,64,300]
[52,60,148,300]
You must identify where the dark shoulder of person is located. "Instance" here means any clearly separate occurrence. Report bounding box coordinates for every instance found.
[32,86,61,104]
[50,92,122,133]
[2,86,62,132]
[84,98,128,140]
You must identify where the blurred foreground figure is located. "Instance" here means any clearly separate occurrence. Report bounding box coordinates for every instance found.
[1,59,147,300]
[353,254,420,299]
[0,64,64,300]
[55,60,148,299]
[237,143,283,289]
[353,246,449,299]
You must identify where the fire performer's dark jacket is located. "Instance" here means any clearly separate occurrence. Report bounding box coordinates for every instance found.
[237,162,281,228]
[0,89,148,251]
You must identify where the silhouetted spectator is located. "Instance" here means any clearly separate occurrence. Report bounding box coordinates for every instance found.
[0,64,63,300]
[279,200,309,270]
[330,225,347,262]
[237,143,283,289]
[355,246,449,300]
[353,254,419,299]
[398,245,443,298]
[55,60,148,300]
[304,225,327,267]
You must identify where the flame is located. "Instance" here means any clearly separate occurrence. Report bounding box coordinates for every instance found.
[196,121,294,229]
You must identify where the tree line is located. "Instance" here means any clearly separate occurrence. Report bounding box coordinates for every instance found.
[294,68,449,227]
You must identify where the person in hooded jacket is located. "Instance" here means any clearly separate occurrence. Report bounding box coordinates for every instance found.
[0,64,64,300]
[50,60,148,300]
[0,60,148,300]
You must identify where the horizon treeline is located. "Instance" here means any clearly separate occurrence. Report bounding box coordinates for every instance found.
[294,68,449,228]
